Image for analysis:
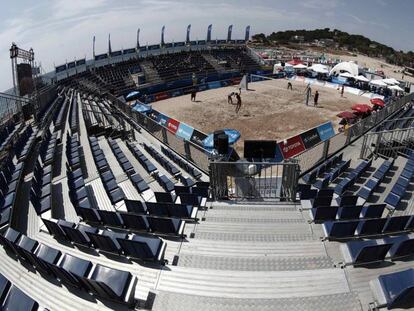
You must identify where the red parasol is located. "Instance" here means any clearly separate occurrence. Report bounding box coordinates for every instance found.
[370,98,385,107]
[337,111,356,119]
[352,104,372,113]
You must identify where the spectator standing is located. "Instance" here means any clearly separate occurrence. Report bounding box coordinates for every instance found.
[314,90,319,107]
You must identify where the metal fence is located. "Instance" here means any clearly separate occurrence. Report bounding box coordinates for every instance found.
[107,94,211,173]
[360,127,414,159]
[0,92,30,125]
[209,160,300,201]
[294,93,414,175]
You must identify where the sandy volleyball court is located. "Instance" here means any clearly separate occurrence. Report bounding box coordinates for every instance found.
[152,78,371,153]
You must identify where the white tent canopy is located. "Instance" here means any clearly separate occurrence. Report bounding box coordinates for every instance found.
[293,64,307,69]
[382,78,400,85]
[329,61,359,77]
[355,75,370,82]
[388,85,404,92]
[370,79,388,87]
[339,72,355,79]
[309,64,329,74]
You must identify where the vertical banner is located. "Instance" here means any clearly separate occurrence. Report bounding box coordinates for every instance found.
[108,33,112,55]
[136,28,140,48]
[93,35,96,58]
[186,24,191,43]
[245,25,250,42]
[227,25,233,42]
[161,25,165,46]
[207,24,212,42]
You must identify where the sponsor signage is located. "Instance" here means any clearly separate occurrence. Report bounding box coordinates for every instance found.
[300,128,321,149]
[155,92,170,101]
[156,113,169,126]
[95,53,108,60]
[176,123,194,140]
[139,46,148,52]
[164,43,173,48]
[274,144,284,162]
[198,40,206,45]
[67,62,76,69]
[148,44,160,50]
[56,64,67,73]
[278,136,306,159]
[317,122,335,141]
[167,118,180,134]
[174,41,185,47]
[111,50,122,57]
[76,59,86,66]
[207,81,221,89]
[123,48,136,54]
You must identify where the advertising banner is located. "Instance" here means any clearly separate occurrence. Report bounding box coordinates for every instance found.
[278,136,306,159]
[208,81,222,89]
[156,113,169,126]
[300,128,322,149]
[274,144,284,162]
[56,64,67,73]
[167,118,180,134]
[176,123,194,141]
[155,92,170,101]
[317,122,336,141]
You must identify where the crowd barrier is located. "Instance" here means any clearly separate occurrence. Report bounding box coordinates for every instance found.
[107,94,211,174]
[294,93,414,175]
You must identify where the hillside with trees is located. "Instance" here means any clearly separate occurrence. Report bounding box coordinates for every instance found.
[252,28,414,68]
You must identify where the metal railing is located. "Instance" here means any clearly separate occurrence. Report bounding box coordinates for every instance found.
[360,127,414,159]
[106,94,211,173]
[209,160,300,201]
[0,92,29,125]
[294,93,414,175]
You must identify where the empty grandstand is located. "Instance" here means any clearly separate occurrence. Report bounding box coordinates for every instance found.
[0,25,414,311]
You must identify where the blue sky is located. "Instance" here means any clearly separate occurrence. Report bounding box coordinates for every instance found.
[0,0,413,91]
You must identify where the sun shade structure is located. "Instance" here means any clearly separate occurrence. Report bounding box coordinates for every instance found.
[370,98,385,107]
[293,64,308,69]
[369,79,388,87]
[309,64,329,74]
[355,75,370,82]
[388,85,405,92]
[126,91,140,100]
[382,78,400,85]
[352,104,372,113]
[329,61,359,77]
[339,72,355,79]
[337,111,357,119]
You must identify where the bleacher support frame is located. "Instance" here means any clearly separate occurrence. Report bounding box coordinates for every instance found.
[360,126,414,159]
[209,160,300,201]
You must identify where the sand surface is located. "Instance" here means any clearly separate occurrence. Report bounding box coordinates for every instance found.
[152,78,371,153]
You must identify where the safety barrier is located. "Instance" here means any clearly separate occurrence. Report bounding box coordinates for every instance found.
[294,93,414,175]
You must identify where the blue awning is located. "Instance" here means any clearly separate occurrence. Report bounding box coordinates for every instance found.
[203,129,241,148]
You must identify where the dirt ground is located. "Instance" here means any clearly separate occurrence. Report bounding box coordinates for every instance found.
[152,78,371,154]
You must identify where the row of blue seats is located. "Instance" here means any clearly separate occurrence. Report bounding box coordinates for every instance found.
[371,268,414,309]
[143,143,180,176]
[30,160,52,215]
[78,206,185,237]
[126,141,157,174]
[125,199,197,220]
[0,156,24,226]
[69,92,79,133]
[385,155,414,208]
[0,120,22,153]
[343,234,414,265]
[53,92,69,131]
[302,153,344,184]
[334,159,372,195]
[314,159,351,190]
[106,138,150,193]
[153,171,175,192]
[161,146,202,180]
[43,218,166,264]
[323,215,414,240]
[0,227,137,306]
[357,158,394,201]
[39,130,58,167]
[15,125,37,162]
[310,204,386,223]
[66,134,92,210]
[0,272,41,310]
[89,136,126,205]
